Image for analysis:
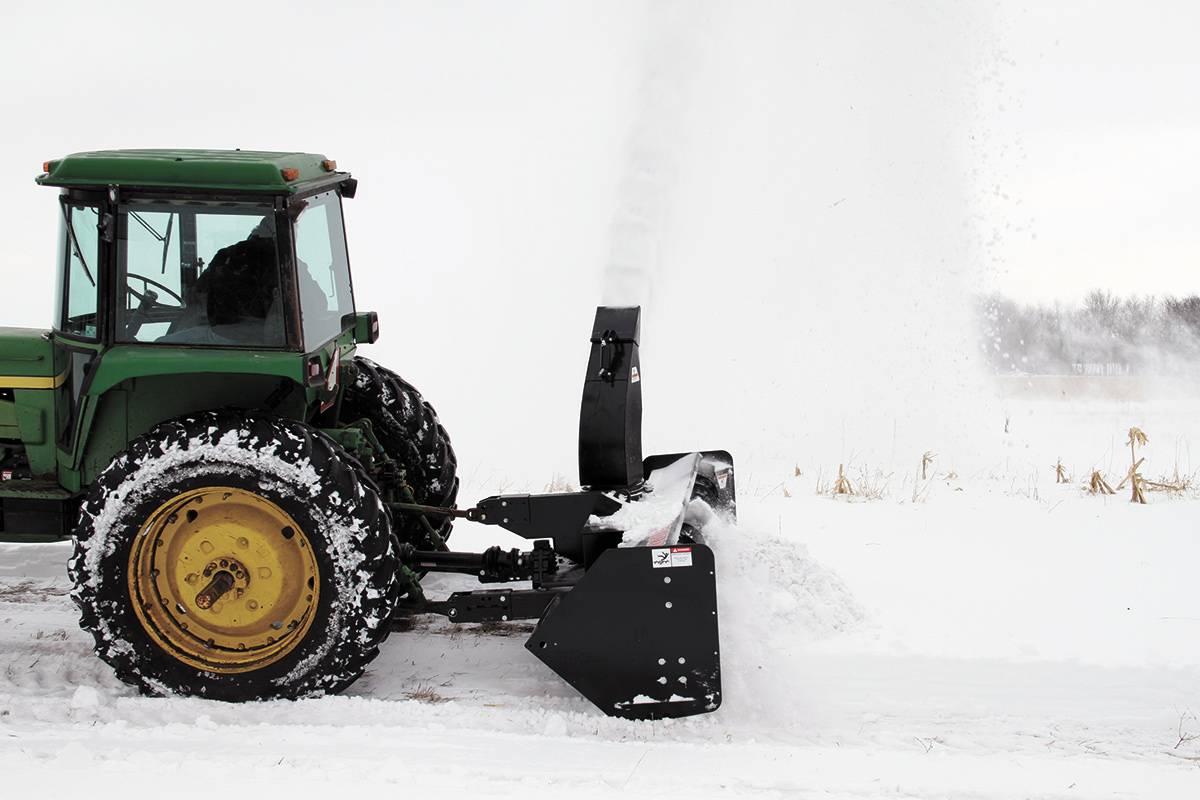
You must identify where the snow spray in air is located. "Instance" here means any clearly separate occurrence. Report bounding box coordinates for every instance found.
[613,3,1000,478]
[601,0,707,311]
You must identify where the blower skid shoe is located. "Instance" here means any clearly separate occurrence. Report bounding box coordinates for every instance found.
[525,542,721,720]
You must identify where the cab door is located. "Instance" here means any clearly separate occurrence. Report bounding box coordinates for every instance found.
[52,189,107,492]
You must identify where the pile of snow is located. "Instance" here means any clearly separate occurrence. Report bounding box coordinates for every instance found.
[705,517,867,727]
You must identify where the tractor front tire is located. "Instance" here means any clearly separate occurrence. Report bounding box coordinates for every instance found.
[68,411,399,701]
[342,357,459,548]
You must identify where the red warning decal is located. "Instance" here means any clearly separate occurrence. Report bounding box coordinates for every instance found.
[650,546,692,568]
[670,546,693,566]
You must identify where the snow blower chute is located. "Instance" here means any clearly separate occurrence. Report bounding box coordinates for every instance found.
[395,306,735,719]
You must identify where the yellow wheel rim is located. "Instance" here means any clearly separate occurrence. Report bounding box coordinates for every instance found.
[128,486,320,674]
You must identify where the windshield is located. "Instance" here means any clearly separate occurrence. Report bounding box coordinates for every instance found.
[293,191,354,348]
[54,200,100,338]
[115,201,287,347]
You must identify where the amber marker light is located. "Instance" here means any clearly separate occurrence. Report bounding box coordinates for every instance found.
[281,167,300,181]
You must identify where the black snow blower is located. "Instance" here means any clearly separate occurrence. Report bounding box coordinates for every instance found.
[394,306,735,719]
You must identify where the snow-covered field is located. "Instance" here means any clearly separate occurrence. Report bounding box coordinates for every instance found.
[2,393,1198,799]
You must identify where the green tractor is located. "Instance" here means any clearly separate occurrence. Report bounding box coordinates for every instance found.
[1,150,735,718]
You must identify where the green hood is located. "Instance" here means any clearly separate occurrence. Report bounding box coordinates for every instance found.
[0,328,58,383]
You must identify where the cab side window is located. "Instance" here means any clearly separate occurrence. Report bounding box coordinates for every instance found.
[55,202,100,338]
[294,192,354,348]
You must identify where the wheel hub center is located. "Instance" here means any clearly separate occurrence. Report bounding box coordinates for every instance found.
[195,558,249,611]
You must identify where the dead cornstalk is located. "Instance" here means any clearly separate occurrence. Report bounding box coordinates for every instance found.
[833,464,855,496]
[1088,470,1115,495]
[1120,427,1148,504]
[921,451,935,480]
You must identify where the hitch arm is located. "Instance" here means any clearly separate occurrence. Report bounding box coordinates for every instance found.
[388,491,621,566]
[388,501,482,521]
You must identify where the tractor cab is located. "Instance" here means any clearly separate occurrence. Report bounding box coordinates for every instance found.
[45,150,363,352]
[0,151,375,508]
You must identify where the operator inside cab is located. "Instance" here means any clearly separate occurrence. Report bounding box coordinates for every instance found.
[105,191,353,350]
[155,216,285,346]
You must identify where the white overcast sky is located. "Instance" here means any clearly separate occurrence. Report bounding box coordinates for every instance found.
[0,0,1197,473]
[978,2,1200,301]
[1,1,1194,311]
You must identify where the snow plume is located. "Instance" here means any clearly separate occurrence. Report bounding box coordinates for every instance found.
[623,3,1002,478]
[601,0,709,310]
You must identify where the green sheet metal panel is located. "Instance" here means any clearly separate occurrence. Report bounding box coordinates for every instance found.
[37,149,345,195]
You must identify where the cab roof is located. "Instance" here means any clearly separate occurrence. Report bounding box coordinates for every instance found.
[37,149,349,195]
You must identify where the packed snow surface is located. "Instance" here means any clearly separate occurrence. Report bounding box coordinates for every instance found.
[3,398,1199,799]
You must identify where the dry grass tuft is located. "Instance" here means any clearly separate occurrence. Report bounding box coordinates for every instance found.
[813,463,889,500]
[403,684,450,704]
[1053,459,1070,484]
[544,473,577,493]
[854,466,893,500]
[1143,466,1194,494]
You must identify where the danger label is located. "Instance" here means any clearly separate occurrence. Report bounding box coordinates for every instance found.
[651,546,693,568]
[630,366,640,383]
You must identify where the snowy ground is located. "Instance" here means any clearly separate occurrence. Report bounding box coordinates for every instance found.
[1,398,1198,799]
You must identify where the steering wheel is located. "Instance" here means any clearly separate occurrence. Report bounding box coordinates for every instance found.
[125,272,185,339]
[126,272,184,306]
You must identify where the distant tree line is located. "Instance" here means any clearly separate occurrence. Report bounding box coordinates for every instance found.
[977,291,1200,375]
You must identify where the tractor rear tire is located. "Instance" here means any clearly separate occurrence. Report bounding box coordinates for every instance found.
[68,411,400,701]
[342,357,459,548]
